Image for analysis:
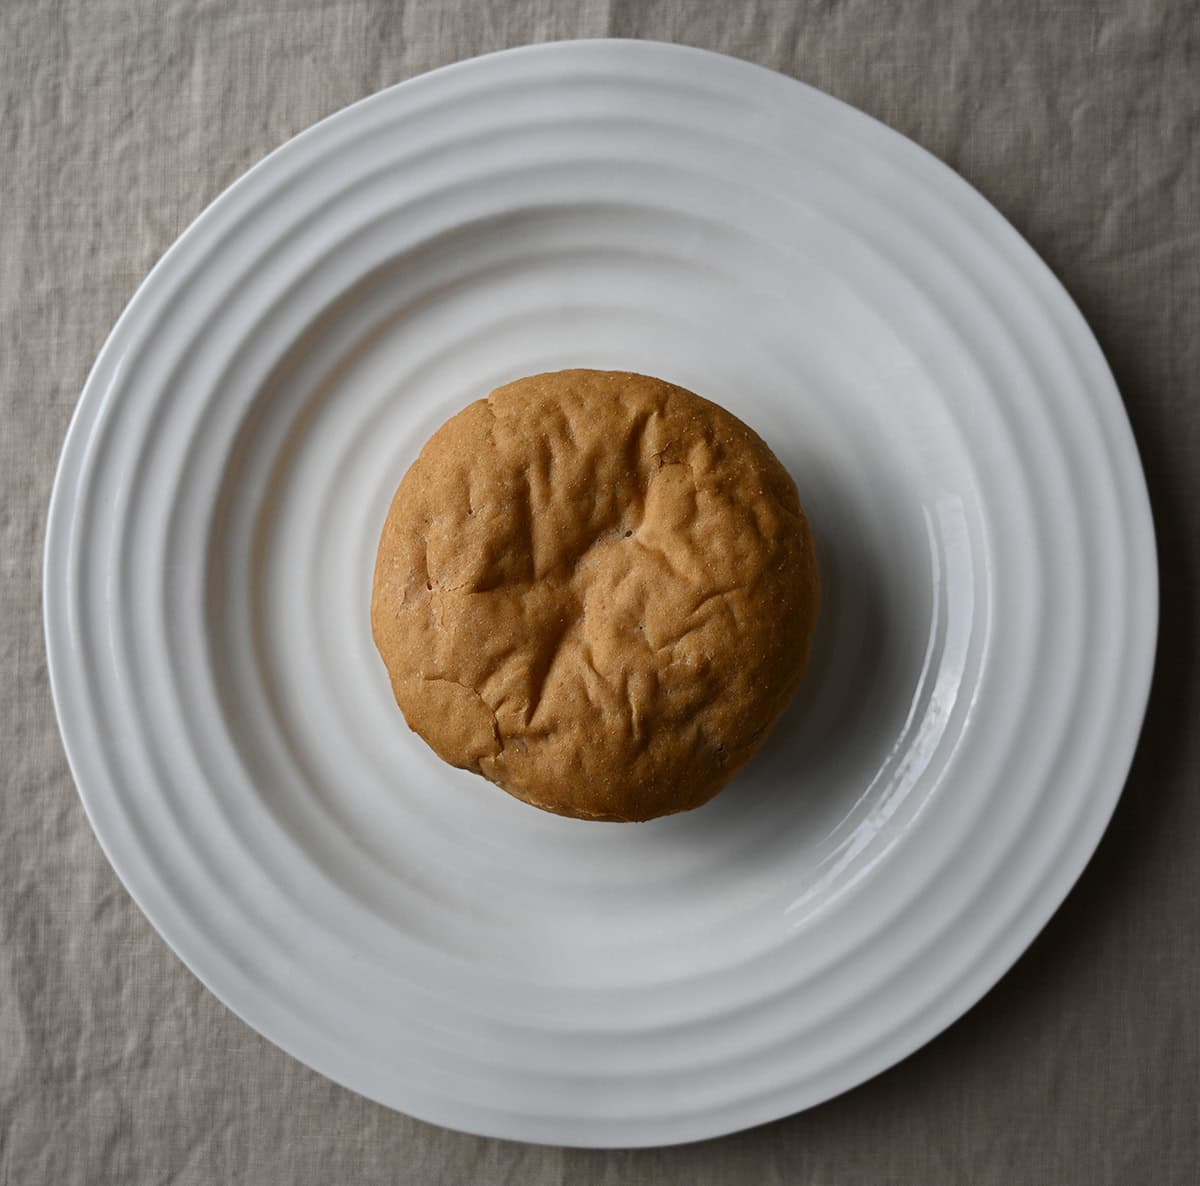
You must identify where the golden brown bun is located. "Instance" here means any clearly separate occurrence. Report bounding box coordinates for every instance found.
[371,369,819,821]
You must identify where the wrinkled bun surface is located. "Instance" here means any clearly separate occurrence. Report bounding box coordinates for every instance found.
[371,369,819,821]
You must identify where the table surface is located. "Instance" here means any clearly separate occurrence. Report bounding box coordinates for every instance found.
[3,2,1197,1183]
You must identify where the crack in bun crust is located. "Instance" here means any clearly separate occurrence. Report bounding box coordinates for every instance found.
[371,369,820,822]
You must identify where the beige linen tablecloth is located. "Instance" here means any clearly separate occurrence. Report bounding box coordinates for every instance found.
[3,2,1197,1182]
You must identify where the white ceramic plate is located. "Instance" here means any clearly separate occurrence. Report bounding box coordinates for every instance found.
[45,40,1157,1147]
